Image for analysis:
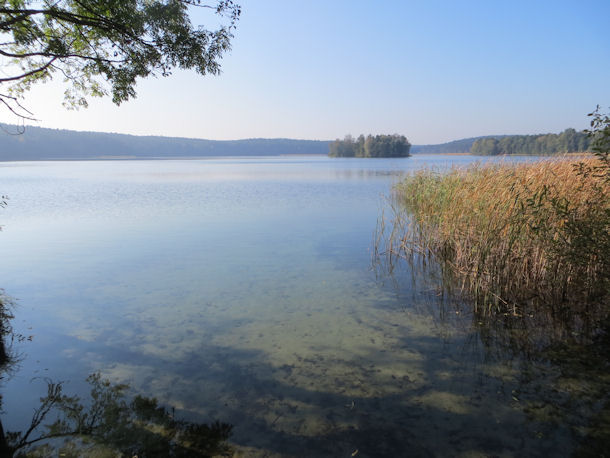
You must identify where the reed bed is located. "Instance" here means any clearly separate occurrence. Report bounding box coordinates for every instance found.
[387,158,609,315]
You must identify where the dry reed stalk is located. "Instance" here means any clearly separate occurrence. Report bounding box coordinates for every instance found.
[390,158,609,314]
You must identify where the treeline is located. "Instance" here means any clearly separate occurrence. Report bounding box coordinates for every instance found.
[470,128,590,155]
[329,134,411,158]
[411,137,489,154]
[0,125,330,160]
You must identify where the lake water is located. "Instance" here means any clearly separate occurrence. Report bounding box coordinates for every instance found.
[0,155,605,457]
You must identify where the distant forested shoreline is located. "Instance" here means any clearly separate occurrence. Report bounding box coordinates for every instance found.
[0,126,330,160]
[470,128,590,155]
[329,134,411,158]
[410,129,591,155]
[0,125,592,161]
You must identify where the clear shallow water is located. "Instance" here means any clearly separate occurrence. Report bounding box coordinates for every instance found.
[0,155,602,456]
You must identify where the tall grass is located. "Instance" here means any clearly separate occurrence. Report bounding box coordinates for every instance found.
[386,158,609,315]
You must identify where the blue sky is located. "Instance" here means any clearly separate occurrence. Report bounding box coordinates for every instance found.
[2,0,609,144]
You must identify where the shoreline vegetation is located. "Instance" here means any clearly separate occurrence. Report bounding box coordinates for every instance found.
[374,150,610,456]
[375,108,610,452]
[380,157,609,319]
[379,108,610,316]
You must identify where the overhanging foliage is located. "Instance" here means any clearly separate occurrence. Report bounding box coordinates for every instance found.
[0,0,240,119]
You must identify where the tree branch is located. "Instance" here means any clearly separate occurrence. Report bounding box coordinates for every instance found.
[0,10,41,29]
[0,7,124,32]
[14,431,83,451]
[0,1,240,117]
[0,93,38,121]
[14,381,64,450]
[0,57,57,82]
[0,47,123,65]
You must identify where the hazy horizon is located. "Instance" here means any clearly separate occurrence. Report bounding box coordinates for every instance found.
[3,123,586,147]
[1,0,608,144]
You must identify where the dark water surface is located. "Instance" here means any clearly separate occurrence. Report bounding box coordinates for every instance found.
[0,156,605,456]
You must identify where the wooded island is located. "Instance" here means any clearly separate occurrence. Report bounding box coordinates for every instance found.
[329,134,411,158]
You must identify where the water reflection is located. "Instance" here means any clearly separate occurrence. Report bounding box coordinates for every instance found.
[0,295,234,457]
[332,168,407,180]
[0,292,18,456]
[373,210,610,457]
[5,268,608,456]
[1,156,607,457]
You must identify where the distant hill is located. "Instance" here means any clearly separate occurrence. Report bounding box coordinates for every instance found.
[0,126,331,160]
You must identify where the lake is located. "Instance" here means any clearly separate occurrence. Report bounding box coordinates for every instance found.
[0,155,604,456]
